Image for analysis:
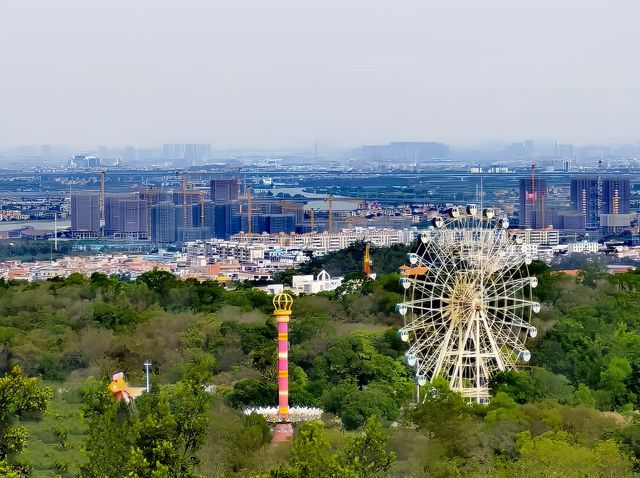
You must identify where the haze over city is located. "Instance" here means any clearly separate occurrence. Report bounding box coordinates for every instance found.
[1,0,640,150]
[6,2,640,477]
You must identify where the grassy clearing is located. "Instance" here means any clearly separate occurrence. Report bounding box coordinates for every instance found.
[20,382,88,477]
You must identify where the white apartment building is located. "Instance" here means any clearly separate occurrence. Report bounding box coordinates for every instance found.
[567,242,599,254]
[511,228,560,246]
[231,227,417,254]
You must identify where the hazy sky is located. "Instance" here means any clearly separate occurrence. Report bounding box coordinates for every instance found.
[1,1,639,149]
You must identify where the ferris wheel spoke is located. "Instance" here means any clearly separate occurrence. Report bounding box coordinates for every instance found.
[412,283,448,298]
[484,298,538,312]
[407,318,451,336]
[489,309,532,331]
[490,276,529,298]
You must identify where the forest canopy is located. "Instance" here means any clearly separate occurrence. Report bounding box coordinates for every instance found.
[3,254,640,476]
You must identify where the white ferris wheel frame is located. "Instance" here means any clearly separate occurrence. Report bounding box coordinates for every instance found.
[396,205,539,404]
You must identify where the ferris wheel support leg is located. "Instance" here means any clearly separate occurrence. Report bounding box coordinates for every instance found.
[432,318,457,384]
[451,322,474,392]
[479,309,506,371]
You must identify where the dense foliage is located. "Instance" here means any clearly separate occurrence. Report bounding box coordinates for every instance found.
[0,365,51,476]
[5,255,640,476]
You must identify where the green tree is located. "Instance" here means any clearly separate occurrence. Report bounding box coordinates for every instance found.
[269,421,356,478]
[599,356,635,408]
[342,416,395,478]
[80,376,209,478]
[412,378,481,458]
[228,378,278,408]
[79,378,135,478]
[577,259,608,288]
[0,366,51,474]
[498,430,633,477]
[312,333,409,388]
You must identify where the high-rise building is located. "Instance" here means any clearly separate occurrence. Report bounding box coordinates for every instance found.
[518,178,548,229]
[196,201,216,237]
[105,193,132,234]
[570,177,630,230]
[104,193,149,239]
[150,202,177,244]
[570,177,600,229]
[162,144,211,164]
[208,203,242,239]
[71,192,101,237]
[118,199,148,239]
[210,179,240,204]
[601,178,630,215]
[266,214,296,234]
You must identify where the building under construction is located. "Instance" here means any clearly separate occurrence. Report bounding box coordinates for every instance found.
[519,168,548,229]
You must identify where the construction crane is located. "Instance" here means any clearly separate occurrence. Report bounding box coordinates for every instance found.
[176,171,209,230]
[324,195,335,233]
[199,191,206,226]
[363,243,372,276]
[98,169,105,237]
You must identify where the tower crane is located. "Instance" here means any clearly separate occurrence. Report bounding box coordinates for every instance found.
[324,195,335,233]
[177,171,208,230]
[199,191,206,226]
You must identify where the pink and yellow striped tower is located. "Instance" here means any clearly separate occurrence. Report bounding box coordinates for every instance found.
[272,292,294,442]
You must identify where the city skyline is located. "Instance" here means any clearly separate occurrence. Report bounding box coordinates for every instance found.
[1,1,640,149]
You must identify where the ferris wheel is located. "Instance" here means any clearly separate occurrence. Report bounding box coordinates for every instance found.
[396,205,539,403]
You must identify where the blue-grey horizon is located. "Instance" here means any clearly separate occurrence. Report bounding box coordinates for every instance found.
[1,0,639,150]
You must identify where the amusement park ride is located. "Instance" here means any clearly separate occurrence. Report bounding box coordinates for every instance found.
[396,204,539,403]
[244,293,323,441]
